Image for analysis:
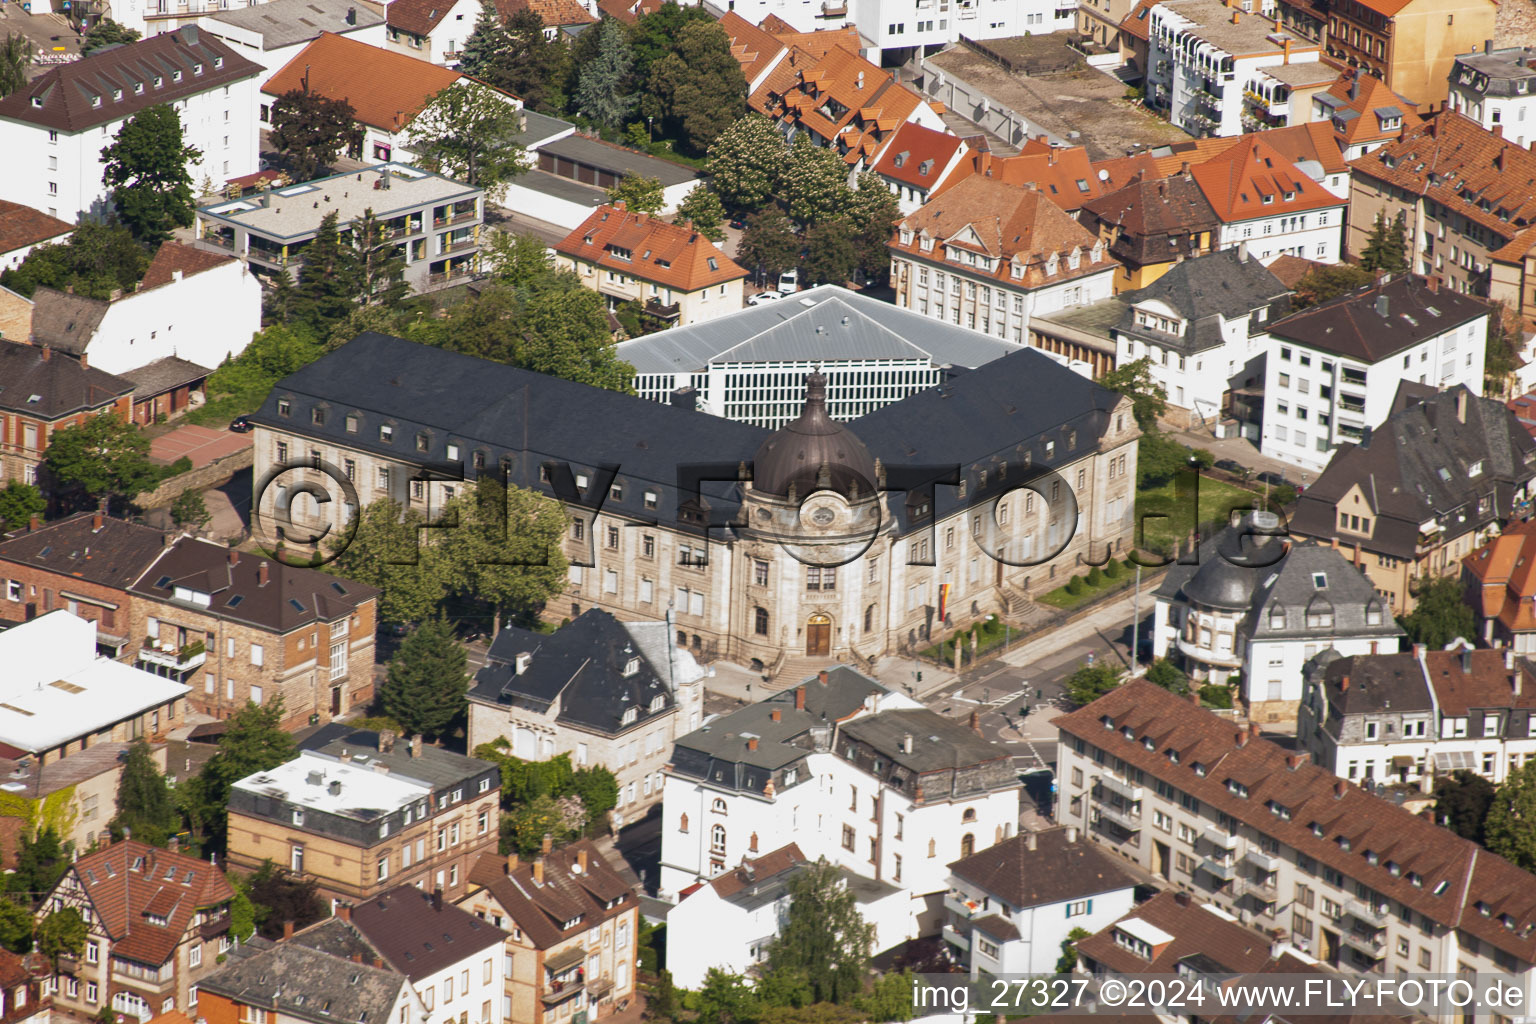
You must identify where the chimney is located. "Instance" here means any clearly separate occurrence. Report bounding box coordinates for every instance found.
[92,513,103,532]
[373,957,385,970]
[1427,274,1439,292]
[351,953,363,964]
[431,888,443,912]
[109,288,123,301]
[747,737,758,751]
[1495,123,1505,139]
[533,858,545,884]
[1506,647,1516,670]
[1331,536,1339,550]
[818,669,829,685]
[1457,389,1468,423]
[771,709,782,722]
[1189,690,1200,706]
[1486,38,1495,53]
[1375,295,1389,317]
[171,269,183,284]
[1334,780,1346,798]
[79,353,88,369]
[282,920,295,940]
[27,515,38,532]
[1248,722,1260,740]
[258,560,270,586]
[410,734,423,758]
[1174,891,1190,906]
[1413,644,1424,659]
[795,686,806,710]
[1341,674,1351,692]
[541,834,553,854]
[1286,754,1301,770]
[168,836,180,854]
[506,853,520,874]
[338,903,351,923]
[1026,831,1038,851]
[577,849,588,874]
[1231,8,1240,23]
[378,730,396,754]
[40,345,49,362]
[346,4,356,22]
[902,733,913,754]
[1065,825,1078,843]
[1235,729,1248,748]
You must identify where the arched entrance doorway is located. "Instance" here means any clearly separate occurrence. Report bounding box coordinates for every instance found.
[806,613,831,656]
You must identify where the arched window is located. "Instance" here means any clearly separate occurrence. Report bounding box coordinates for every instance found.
[711,798,727,814]
[962,808,977,823]
[928,839,936,858]
[865,605,875,633]
[710,824,726,855]
[749,832,759,852]
[754,607,769,636]
[679,813,689,833]
[961,833,976,857]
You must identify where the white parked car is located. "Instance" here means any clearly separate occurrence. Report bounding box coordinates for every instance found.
[747,290,783,305]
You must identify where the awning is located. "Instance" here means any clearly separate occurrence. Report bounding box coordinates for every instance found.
[61,591,118,610]
[1391,755,1415,769]
[544,945,586,973]
[1433,751,1477,772]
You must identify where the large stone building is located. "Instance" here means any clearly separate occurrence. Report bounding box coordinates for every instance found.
[249,332,1139,671]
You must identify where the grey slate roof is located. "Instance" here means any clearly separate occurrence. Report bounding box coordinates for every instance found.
[840,708,1011,773]
[119,355,212,398]
[0,338,134,418]
[197,935,411,1024]
[1452,47,1536,96]
[538,135,696,187]
[1306,651,1435,717]
[513,110,576,150]
[30,288,110,356]
[1291,386,1536,559]
[1156,519,1403,644]
[0,512,167,589]
[1112,249,1291,356]
[301,726,499,793]
[205,0,385,49]
[616,285,1023,376]
[468,609,679,736]
[350,885,508,983]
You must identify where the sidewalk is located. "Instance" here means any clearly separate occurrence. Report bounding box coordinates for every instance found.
[1162,424,1316,483]
[997,586,1151,670]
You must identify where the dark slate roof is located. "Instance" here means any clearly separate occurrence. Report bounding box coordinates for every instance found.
[196,933,409,1024]
[669,666,889,794]
[466,841,634,951]
[948,827,1138,909]
[1452,47,1536,96]
[1308,651,1434,717]
[0,26,261,134]
[301,727,499,792]
[537,134,697,188]
[1291,387,1536,558]
[1267,275,1493,363]
[1076,172,1221,268]
[288,916,383,963]
[29,287,110,353]
[468,609,676,736]
[119,356,212,398]
[0,512,167,589]
[1157,518,1401,642]
[839,708,1012,773]
[1112,249,1291,356]
[349,885,508,983]
[0,339,134,418]
[129,536,379,635]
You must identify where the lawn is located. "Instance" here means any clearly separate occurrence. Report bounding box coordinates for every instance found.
[1037,559,1136,610]
[920,615,1023,665]
[1134,473,1268,556]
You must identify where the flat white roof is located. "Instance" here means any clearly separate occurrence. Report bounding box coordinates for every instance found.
[0,611,190,753]
[234,751,431,819]
[1117,917,1177,947]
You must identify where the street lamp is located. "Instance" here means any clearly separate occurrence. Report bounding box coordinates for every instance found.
[647,115,654,144]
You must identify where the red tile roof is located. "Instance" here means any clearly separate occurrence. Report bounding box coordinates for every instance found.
[386,0,457,36]
[1190,135,1345,222]
[497,0,596,28]
[751,43,923,166]
[951,145,1110,213]
[263,33,464,132]
[1266,252,1325,287]
[555,205,746,292]
[62,840,234,966]
[708,843,805,899]
[870,122,964,190]
[1059,679,1536,963]
[1464,520,1536,633]
[467,842,633,951]
[1119,0,1157,42]
[1075,891,1276,975]
[139,241,238,291]
[0,201,71,257]
[719,11,788,87]
[1317,70,1421,148]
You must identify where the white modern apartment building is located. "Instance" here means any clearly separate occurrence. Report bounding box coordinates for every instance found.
[1299,642,1536,787]
[659,667,1022,937]
[1448,44,1536,148]
[1189,137,1347,265]
[201,0,387,87]
[717,0,1071,60]
[1260,275,1490,471]
[0,27,261,223]
[1145,0,1322,137]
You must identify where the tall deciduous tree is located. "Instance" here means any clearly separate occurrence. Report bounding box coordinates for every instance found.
[646,21,746,155]
[186,698,298,851]
[34,908,84,968]
[573,18,636,132]
[514,287,635,391]
[443,479,568,634]
[458,0,512,78]
[326,498,452,625]
[1064,661,1121,705]
[1098,356,1167,431]
[781,135,853,226]
[694,969,760,1024]
[405,84,527,203]
[629,1,713,81]
[1486,758,1536,870]
[1291,263,1374,308]
[705,114,787,210]
[43,413,158,510]
[1359,211,1408,275]
[846,171,901,284]
[111,739,180,847]
[247,861,325,938]
[101,104,202,245]
[605,175,665,215]
[764,857,876,1004]
[800,220,855,287]
[0,34,33,99]
[381,618,470,739]
[484,231,554,286]
[738,209,799,286]
[676,185,726,242]
[80,18,140,55]
[0,482,43,530]
[9,828,70,902]
[0,222,149,300]
[1397,577,1476,650]
[486,9,570,114]
[1435,770,1495,845]
[269,88,362,181]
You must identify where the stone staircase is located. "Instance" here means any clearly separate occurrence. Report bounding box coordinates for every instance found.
[768,654,849,691]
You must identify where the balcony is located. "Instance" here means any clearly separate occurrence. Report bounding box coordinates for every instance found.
[1094,802,1143,832]
[1098,774,1143,801]
[440,237,479,255]
[1244,848,1279,872]
[202,233,235,250]
[433,211,478,228]
[1346,898,1388,926]
[1238,875,1278,899]
[1340,927,1386,957]
[112,960,175,991]
[199,913,231,940]
[1200,857,1237,881]
[1202,824,1239,849]
[644,299,682,321]
[1176,636,1244,668]
[541,981,584,1006]
[427,268,474,286]
[942,923,970,951]
[383,223,421,240]
[944,891,981,920]
[137,639,206,673]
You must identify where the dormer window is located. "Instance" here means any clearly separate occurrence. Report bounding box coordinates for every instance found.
[112,89,122,101]
[899,229,914,246]
[623,657,640,677]
[622,707,638,725]
[649,694,665,712]
[90,95,101,107]
[1068,248,1081,270]
[1091,242,1104,263]
[134,82,144,94]
[1261,194,1274,204]
[194,63,203,74]
[214,57,223,67]
[920,235,934,252]
[172,70,182,82]
[30,96,40,108]
[154,76,163,88]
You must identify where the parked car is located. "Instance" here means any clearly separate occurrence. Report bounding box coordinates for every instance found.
[1256,470,1289,487]
[1213,458,1248,476]
[729,217,748,230]
[748,290,783,306]
[229,415,253,433]
[778,268,799,294]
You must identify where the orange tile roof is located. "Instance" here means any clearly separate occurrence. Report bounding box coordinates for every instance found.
[1464,520,1536,630]
[1190,136,1345,222]
[1316,70,1421,148]
[953,146,1109,213]
[497,0,596,28]
[139,241,237,291]
[719,11,787,86]
[1351,110,1536,254]
[263,33,464,132]
[1119,0,1157,42]
[751,43,923,165]
[872,122,965,189]
[892,176,1110,290]
[555,204,746,292]
[0,200,71,257]
[766,21,863,57]
[387,0,460,36]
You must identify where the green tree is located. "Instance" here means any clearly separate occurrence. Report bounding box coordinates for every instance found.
[781,135,853,226]
[648,970,678,1021]
[327,498,452,624]
[206,324,323,410]
[80,18,140,55]
[706,114,787,210]
[1485,301,1524,397]
[170,489,211,531]
[1099,356,1166,431]
[695,968,760,1024]
[1057,927,1090,973]
[110,739,179,847]
[442,479,569,635]
[187,698,298,851]
[1359,211,1408,275]
[0,482,43,530]
[485,231,555,286]
[269,87,362,181]
[571,766,618,829]
[1144,657,1188,694]
[485,9,570,114]
[647,20,747,155]
[503,792,585,855]
[9,828,69,902]
[676,185,726,242]
[738,209,799,286]
[101,104,202,245]
[763,857,875,1004]
[350,208,409,306]
[1064,661,1121,705]
[458,0,512,78]
[1435,769,1496,845]
[0,221,150,300]
[405,84,527,203]
[228,873,257,942]
[0,898,32,953]
[857,971,914,1021]
[1397,577,1476,650]
[514,286,636,390]
[800,220,855,287]
[0,33,33,99]
[1136,432,1202,489]
[382,618,470,739]
[247,860,325,938]
[606,175,665,216]
[34,907,85,967]
[629,1,713,80]
[1291,263,1374,309]
[574,17,636,132]
[1486,758,1536,870]
[846,172,901,285]
[42,413,158,509]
